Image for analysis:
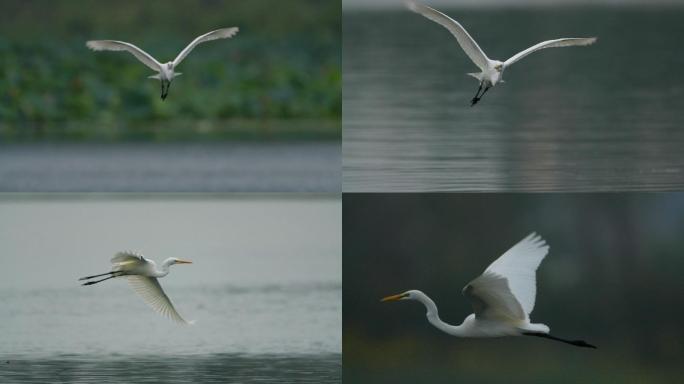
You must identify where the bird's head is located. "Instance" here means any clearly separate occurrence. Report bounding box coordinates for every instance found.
[381,289,421,303]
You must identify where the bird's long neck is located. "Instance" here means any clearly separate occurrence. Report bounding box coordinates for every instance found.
[157,258,175,277]
[415,291,468,337]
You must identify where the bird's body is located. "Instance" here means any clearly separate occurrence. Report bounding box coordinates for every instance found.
[79,252,193,324]
[382,233,596,348]
[87,27,239,100]
[406,1,596,106]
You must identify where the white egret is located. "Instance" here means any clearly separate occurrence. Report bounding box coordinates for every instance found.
[406,1,597,106]
[86,27,239,100]
[79,252,194,324]
[382,233,596,348]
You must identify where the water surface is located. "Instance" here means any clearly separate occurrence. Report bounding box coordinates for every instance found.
[1,355,340,383]
[0,142,340,192]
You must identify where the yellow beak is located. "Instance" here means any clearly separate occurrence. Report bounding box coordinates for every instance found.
[176,259,193,264]
[380,293,406,302]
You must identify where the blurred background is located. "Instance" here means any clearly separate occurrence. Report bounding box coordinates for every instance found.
[344,0,680,8]
[343,0,684,192]
[344,193,684,383]
[0,194,341,383]
[0,0,340,192]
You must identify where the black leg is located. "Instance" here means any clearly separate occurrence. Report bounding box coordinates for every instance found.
[79,271,114,281]
[161,80,170,100]
[472,86,491,107]
[81,272,123,286]
[523,332,597,349]
[471,83,483,106]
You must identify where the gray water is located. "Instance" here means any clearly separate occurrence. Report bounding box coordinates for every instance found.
[0,196,341,382]
[0,142,340,192]
[0,355,340,383]
[343,7,684,191]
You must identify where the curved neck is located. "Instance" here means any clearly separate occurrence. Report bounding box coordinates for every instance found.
[156,258,175,277]
[414,291,467,337]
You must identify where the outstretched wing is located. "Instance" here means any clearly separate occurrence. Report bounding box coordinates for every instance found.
[504,37,597,68]
[406,1,489,71]
[462,272,525,322]
[86,40,163,72]
[126,275,192,325]
[172,27,239,67]
[482,233,549,315]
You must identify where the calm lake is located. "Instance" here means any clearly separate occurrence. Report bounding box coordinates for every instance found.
[343,7,684,191]
[0,196,341,383]
[0,142,340,192]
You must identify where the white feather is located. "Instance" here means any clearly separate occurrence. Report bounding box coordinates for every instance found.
[126,275,192,325]
[86,40,163,72]
[482,232,549,315]
[504,37,597,67]
[406,1,489,70]
[173,27,239,67]
[463,272,526,323]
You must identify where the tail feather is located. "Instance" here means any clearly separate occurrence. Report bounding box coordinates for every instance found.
[521,323,550,333]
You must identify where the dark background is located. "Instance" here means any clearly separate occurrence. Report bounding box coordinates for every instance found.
[344,193,684,383]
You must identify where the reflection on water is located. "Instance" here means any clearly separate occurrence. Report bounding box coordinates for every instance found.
[0,142,340,192]
[0,354,340,384]
[343,8,684,191]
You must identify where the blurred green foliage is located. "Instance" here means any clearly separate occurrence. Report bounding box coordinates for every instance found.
[0,0,340,141]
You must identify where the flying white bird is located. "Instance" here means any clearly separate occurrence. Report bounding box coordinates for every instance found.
[86,27,239,100]
[382,233,596,348]
[406,1,596,106]
[79,252,194,324]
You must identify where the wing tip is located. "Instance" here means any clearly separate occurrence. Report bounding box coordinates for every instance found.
[406,0,426,13]
[405,1,439,15]
[86,40,121,51]
[85,40,102,50]
[216,27,239,38]
[523,232,549,251]
[577,37,597,46]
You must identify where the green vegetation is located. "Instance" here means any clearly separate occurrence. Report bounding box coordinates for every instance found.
[0,0,340,141]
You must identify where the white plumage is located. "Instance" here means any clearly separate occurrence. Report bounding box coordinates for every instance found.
[406,1,596,105]
[481,232,548,316]
[80,251,194,325]
[87,27,239,100]
[126,275,189,325]
[382,233,596,348]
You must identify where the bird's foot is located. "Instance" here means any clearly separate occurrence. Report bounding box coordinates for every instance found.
[470,97,480,107]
